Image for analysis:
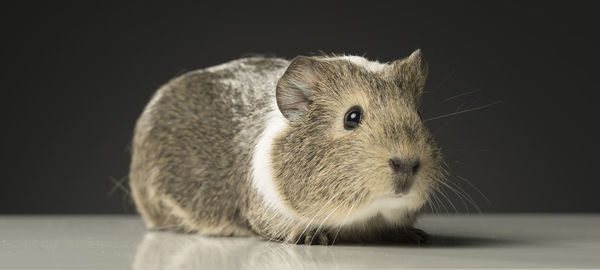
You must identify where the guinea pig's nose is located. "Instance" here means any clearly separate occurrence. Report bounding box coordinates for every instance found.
[388,157,420,176]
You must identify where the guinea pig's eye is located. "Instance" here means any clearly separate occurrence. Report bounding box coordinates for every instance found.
[344,105,363,130]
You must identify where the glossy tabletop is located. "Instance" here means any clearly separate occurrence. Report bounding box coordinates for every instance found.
[1,214,599,269]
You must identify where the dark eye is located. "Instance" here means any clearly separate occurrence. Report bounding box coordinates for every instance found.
[344,106,362,130]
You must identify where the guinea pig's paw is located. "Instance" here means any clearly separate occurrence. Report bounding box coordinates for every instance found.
[385,227,432,245]
[298,229,333,245]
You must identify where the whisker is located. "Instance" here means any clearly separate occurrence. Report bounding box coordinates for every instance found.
[442,88,482,103]
[294,190,345,244]
[446,179,482,213]
[425,192,440,216]
[425,197,435,215]
[261,209,282,233]
[278,217,299,246]
[450,147,491,152]
[432,193,441,216]
[456,174,492,205]
[108,177,130,197]
[439,179,481,214]
[436,187,459,214]
[430,188,449,214]
[423,100,503,122]
[439,180,470,213]
[312,190,358,244]
[261,210,289,244]
[432,70,455,93]
[432,102,466,135]
[330,201,356,245]
[433,94,482,135]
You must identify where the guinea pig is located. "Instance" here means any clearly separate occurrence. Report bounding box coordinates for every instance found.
[129,49,443,245]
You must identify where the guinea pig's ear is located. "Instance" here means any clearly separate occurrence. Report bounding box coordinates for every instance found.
[276,56,321,122]
[390,49,429,104]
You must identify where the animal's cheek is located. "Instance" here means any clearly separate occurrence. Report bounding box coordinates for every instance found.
[411,166,440,199]
[363,178,394,197]
[278,180,331,214]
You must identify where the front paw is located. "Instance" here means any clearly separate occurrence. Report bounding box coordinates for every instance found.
[296,229,333,245]
[385,227,431,245]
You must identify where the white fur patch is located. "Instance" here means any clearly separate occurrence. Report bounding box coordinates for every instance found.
[329,55,389,72]
[252,108,295,217]
[341,193,422,226]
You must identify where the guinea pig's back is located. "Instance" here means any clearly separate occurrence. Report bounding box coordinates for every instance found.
[129,57,289,230]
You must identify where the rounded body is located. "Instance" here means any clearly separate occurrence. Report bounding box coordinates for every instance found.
[130,53,441,244]
[130,57,288,236]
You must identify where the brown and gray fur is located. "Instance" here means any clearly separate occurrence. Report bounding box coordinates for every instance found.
[129,50,443,245]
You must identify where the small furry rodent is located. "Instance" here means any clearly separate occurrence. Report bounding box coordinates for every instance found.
[129,50,443,245]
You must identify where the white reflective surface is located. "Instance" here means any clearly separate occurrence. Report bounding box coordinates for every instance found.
[1,215,599,269]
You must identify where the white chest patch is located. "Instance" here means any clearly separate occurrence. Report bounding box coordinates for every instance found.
[252,108,295,217]
[341,193,422,226]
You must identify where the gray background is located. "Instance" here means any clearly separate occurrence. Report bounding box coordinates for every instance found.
[1,2,598,214]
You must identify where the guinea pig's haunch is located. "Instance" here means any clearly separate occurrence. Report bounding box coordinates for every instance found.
[129,50,444,245]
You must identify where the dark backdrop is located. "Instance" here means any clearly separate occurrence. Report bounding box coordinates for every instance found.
[2,1,598,214]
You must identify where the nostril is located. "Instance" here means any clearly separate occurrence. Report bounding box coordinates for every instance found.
[412,161,420,175]
[389,157,420,175]
[388,158,403,172]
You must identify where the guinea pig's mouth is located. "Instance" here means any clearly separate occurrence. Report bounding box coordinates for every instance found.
[389,193,405,198]
[387,181,415,199]
[380,188,409,199]
[392,174,415,196]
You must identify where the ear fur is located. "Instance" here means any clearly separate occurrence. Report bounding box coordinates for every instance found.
[390,49,429,104]
[276,56,321,122]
